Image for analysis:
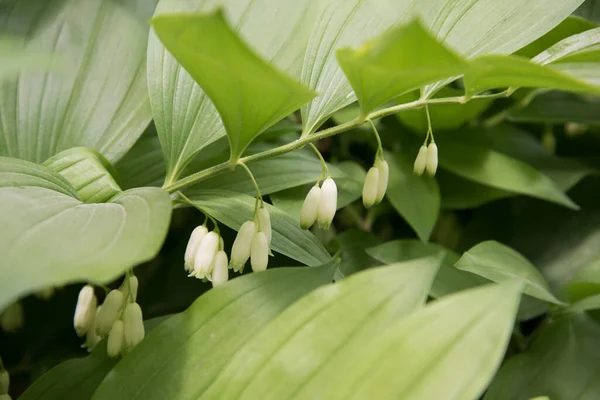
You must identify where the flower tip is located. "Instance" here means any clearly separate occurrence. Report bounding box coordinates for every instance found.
[426,143,438,176]
[362,167,379,209]
[413,145,427,176]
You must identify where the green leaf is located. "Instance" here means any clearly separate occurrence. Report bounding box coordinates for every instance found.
[148,0,318,182]
[0,35,60,79]
[43,147,121,203]
[19,316,170,400]
[576,0,600,23]
[568,259,600,302]
[186,189,331,266]
[367,239,487,298]
[509,91,600,124]
[485,315,600,400]
[91,265,333,400]
[115,127,166,190]
[336,20,467,115]
[438,171,513,210]
[0,0,155,164]
[385,150,440,242]
[437,141,578,209]
[330,229,379,280]
[456,241,564,304]
[198,258,441,399]
[151,10,316,164]
[0,158,172,309]
[532,26,600,65]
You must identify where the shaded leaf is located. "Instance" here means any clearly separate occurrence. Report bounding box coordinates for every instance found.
[115,127,166,190]
[438,170,513,210]
[330,229,379,280]
[508,91,600,124]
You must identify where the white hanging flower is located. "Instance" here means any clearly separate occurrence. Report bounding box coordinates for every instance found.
[193,231,220,279]
[426,142,438,176]
[317,178,337,229]
[300,185,321,230]
[73,285,96,337]
[123,303,145,349]
[256,207,272,245]
[107,320,124,358]
[230,220,256,272]
[184,225,208,272]
[211,251,229,287]
[0,370,9,395]
[362,166,380,208]
[374,159,389,203]
[95,289,123,337]
[84,306,102,351]
[121,275,139,303]
[251,232,269,272]
[413,145,428,176]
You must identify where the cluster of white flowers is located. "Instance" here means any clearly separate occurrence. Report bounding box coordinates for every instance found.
[184,226,229,286]
[0,366,11,400]
[413,142,438,176]
[300,178,338,230]
[0,302,23,334]
[73,276,144,357]
[362,158,389,208]
[230,207,272,273]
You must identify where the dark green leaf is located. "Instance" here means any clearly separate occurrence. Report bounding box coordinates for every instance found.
[330,229,379,280]
[115,127,166,190]
[509,91,600,124]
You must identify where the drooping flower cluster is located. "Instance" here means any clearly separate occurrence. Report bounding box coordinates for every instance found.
[413,142,438,176]
[0,302,24,333]
[230,206,271,273]
[300,178,338,230]
[184,225,229,286]
[73,276,145,357]
[362,158,389,208]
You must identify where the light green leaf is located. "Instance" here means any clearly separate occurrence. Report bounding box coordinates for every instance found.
[186,189,331,266]
[385,150,440,242]
[19,316,171,400]
[567,293,600,313]
[485,315,600,400]
[568,258,600,302]
[0,36,60,79]
[438,141,578,209]
[148,0,319,182]
[0,158,172,309]
[336,20,467,115]
[0,156,77,197]
[0,0,155,164]
[367,239,487,298]
[91,265,333,400]
[151,10,316,164]
[533,26,600,65]
[457,241,564,304]
[115,127,166,190]
[43,147,121,203]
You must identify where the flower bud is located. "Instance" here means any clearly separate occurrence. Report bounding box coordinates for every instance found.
[123,303,144,349]
[1,302,24,334]
[184,225,208,272]
[374,159,389,203]
[413,145,427,176]
[74,285,96,336]
[121,275,139,302]
[84,306,101,351]
[256,207,272,245]
[193,231,220,279]
[426,143,438,176]
[300,185,321,230]
[317,178,337,229]
[95,289,123,337]
[107,320,124,358]
[230,220,256,272]
[362,167,379,209]
[251,232,269,272]
[0,370,9,394]
[211,251,229,287]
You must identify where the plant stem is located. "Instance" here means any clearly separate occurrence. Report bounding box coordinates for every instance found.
[309,142,329,181]
[238,161,263,212]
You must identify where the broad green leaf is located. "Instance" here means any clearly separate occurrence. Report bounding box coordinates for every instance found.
[0,35,60,79]
[568,258,600,301]
[532,27,600,65]
[0,0,155,164]
[485,315,600,400]
[151,10,316,164]
[0,158,172,310]
[437,141,578,209]
[509,91,600,124]
[186,189,331,266]
[91,265,333,400]
[201,258,441,400]
[149,0,320,182]
[330,229,379,280]
[567,293,600,313]
[367,239,487,298]
[43,147,121,203]
[19,316,170,400]
[336,20,467,115]
[457,241,564,304]
[115,127,166,190]
[438,171,513,210]
[296,281,521,400]
[576,0,600,23]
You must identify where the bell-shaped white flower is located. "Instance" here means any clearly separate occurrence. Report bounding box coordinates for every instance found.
[121,275,139,302]
[193,231,220,279]
[1,302,24,334]
[0,369,9,395]
[95,289,123,337]
[374,159,389,203]
[426,143,438,176]
[211,251,229,287]
[184,225,208,272]
[413,145,428,176]
[107,319,124,358]
[362,167,379,209]
[256,207,272,245]
[230,220,256,272]
[84,306,101,351]
[300,185,321,230]
[251,232,269,272]
[123,303,145,349]
[73,285,96,337]
[317,178,337,229]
